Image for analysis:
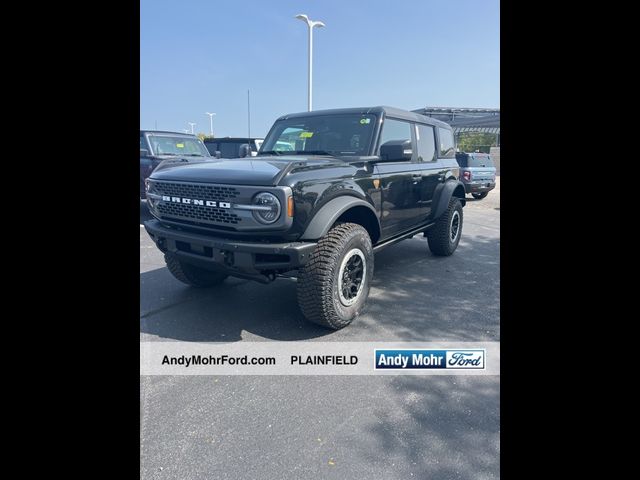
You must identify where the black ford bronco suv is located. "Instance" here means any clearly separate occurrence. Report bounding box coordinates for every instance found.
[144,106,465,329]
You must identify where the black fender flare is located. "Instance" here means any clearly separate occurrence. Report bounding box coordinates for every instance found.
[430,180,466,221]
[300,196,380,240]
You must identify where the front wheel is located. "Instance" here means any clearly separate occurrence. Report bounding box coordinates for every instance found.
[472,191,488,199]
[297,223,373,330]
[426,197,463,256]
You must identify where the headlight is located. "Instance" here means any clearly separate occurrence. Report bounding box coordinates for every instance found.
[252,192,281,224]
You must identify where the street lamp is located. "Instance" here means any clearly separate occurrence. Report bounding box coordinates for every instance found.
[188,122,196,135]
[205,112,216,137]
[295,14,325,111]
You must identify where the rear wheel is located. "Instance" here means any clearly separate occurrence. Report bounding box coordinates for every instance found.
[426,197,463,256]
[297,223,373,330]
[165,253,228,287]
[472,191,488,199]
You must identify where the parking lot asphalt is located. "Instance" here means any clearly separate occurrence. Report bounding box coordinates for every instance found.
[140,178,500,480]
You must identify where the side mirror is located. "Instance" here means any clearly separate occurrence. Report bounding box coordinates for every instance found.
[214,151,222,159]
[238,144,251,158]
[140,148,150,157]
[379,140,412,162]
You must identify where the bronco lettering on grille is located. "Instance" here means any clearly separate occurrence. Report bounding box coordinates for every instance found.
[161,195,231,209]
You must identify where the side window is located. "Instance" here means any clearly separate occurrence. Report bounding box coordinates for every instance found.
[140,135,149,153]
[438,127,455,158]
[415,124,436,162]
[219,142,240,158]
[204,142,218,155]
[378,118,413,160]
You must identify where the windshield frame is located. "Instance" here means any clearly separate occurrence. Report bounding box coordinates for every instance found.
[259,113,380,158]
[145,133,211,157]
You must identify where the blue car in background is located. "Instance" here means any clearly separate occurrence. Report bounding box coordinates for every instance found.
[456,152,497,199]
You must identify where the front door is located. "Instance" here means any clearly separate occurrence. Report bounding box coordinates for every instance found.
[374,118,425,238]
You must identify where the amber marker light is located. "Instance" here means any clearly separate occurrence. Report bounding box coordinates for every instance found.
[287,196,295,217]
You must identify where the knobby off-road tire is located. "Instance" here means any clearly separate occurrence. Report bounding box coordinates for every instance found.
[426,197,463,256]
[472,191,488,200]
[164,253,228,287]
[297,223,374,330]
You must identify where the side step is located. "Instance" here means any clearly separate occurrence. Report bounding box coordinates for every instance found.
[372,222,435,253]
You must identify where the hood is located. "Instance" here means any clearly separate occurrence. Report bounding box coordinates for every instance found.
[150,155,345,186]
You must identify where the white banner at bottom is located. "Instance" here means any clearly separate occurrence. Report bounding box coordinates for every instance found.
[140,341,500,375]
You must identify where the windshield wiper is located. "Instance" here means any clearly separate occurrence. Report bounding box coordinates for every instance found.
[259,150,336,157]
[293,150,335,156]
[157,153,204,157]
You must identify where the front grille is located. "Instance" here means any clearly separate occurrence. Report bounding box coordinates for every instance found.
[151,182,240,201]
[149,180,242,226]
[157,202,241,225]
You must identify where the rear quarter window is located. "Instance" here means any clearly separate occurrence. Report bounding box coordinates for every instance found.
[438,127,456,158]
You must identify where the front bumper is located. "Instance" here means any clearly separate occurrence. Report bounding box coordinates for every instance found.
[144,219,317,281]
[464,181,496,194]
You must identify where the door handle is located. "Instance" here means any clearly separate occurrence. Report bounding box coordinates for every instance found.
[412,174,422,178]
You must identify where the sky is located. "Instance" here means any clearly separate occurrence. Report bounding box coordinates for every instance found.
[140,0,499,138]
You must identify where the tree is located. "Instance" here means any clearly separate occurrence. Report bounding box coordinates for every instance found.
[456,132,498,153]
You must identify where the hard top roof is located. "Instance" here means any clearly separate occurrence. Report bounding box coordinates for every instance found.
[140,130,197,137]
[276,106,452,129]
[203,137,263,143]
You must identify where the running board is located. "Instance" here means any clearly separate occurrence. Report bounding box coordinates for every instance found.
[373,222,435,252]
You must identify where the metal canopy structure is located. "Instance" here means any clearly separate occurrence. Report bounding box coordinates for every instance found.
[449,114,500,134]
[411,107,500,134]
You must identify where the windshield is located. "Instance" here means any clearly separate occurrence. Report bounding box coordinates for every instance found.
[147,135,210,156]
[260,114,377,156]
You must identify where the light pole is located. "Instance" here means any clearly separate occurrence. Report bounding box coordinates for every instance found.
[295,14,325,111]
[188,122,196,135]
[205,112,216,137]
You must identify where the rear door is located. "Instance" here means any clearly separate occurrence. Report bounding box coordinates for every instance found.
[414,123,442,218]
